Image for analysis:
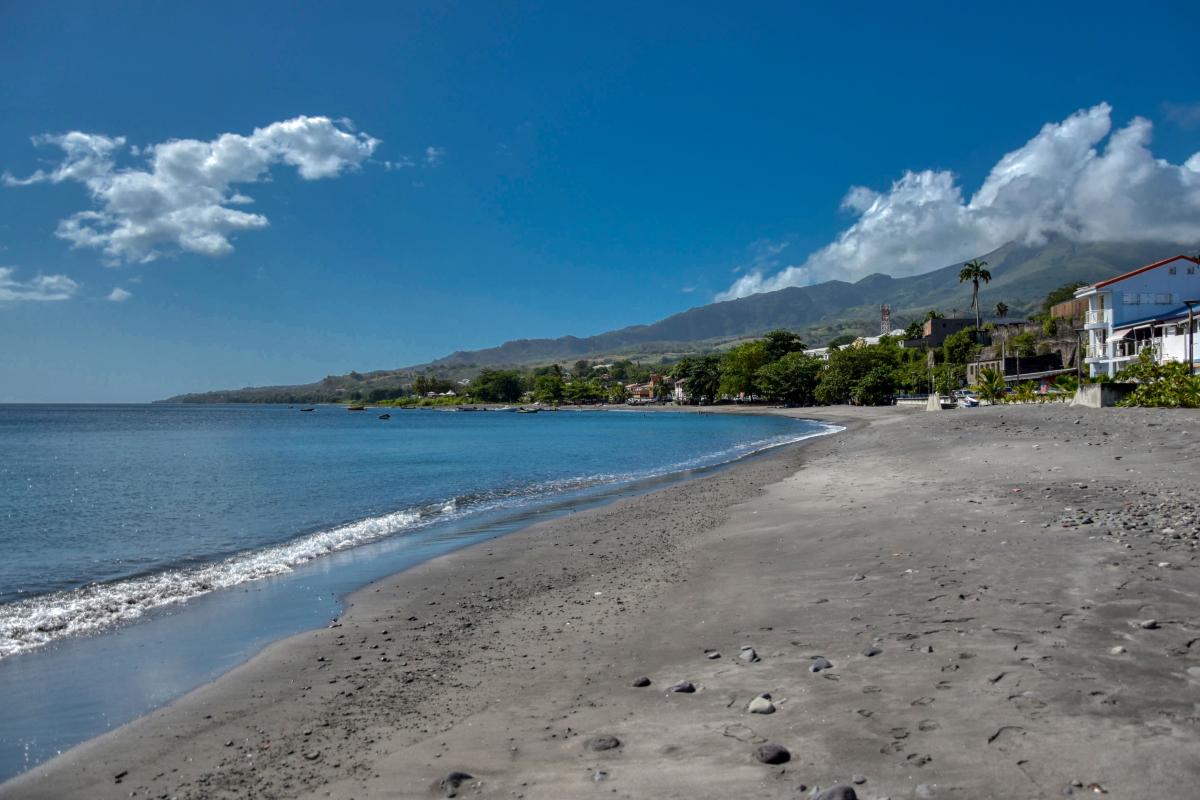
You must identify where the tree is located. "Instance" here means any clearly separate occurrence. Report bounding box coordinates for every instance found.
[718,341,768,399]
[923,310,945,321]
[756,352,822,405]
[472,369,525,402]
[995,302,1009,320]
[941,328,979,366]
[572,359,591,378]
[826,333,857,349]
[852,366,895,405]
[1007,331,1037,358]
[760,329,807,362]
[974,367,1007,404]
[816,345,897,404]
[607,383,629,404]
[674,355,721,403]
[532,373,565,404]
[1117,349,1200,408]
[903,320,925,340]
[958,259,992,330]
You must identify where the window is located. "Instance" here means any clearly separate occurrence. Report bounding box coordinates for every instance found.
[1155,293,1173,304]
[1189,266,1197,275]
[1123,292,1139,305]
[1170,266,1177,275]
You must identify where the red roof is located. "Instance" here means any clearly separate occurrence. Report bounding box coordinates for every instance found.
[1093,254,1200,289]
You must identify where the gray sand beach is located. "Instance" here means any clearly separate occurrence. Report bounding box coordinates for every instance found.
[5,404,1200,799]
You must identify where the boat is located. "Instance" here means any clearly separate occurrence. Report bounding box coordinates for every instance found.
[300,408,315,412]
[346,405,366,411]
[490,406,518,412]
[378,413,391,419]
[516,407,539,414]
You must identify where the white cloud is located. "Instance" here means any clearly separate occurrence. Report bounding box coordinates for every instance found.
[107,287,132,302]
[4,116,380,264]
[0,267,80,302]
[423,146,445,167]
[718,103,1200,300]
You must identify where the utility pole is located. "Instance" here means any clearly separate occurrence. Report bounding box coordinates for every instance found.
[1185,300,1199,376]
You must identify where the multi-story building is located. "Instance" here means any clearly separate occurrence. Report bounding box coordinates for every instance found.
[1077,255,1200,378]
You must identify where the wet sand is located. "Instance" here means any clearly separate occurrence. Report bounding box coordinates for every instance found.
[5,404,1200,799]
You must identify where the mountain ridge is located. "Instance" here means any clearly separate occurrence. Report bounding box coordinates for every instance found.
[164,238,1196,403]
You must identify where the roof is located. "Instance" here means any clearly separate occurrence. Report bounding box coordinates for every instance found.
[1090,255,1200,290]
[1112,305,1197,332]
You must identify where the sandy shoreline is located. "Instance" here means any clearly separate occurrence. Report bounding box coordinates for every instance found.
[6,404,1200,799]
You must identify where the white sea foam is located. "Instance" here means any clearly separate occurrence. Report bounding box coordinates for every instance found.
[0,419,841,660]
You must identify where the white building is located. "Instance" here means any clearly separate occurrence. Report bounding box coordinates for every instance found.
[1077,255,1200,378]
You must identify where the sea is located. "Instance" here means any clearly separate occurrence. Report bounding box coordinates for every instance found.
[0,403,836,781]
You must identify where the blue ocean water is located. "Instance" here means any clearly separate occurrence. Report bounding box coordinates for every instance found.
[0,404,834,780]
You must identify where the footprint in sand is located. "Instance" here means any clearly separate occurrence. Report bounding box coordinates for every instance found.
[918,719,939,732]
[911,696,935,706]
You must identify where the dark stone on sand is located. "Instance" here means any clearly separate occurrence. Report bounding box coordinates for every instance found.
[754,743,790,764]
[1140,619,1160,630]
[440,771,473,798]
[669,680,696,693]
[809,656,833,673]
[852,774,867,784]
[851,573,866,582]
[631,676,651,687]
[862,646,881,657]
[705,651,721,659]
[740,647,760,663]
[815,785,858,800]
[587,735,621,751]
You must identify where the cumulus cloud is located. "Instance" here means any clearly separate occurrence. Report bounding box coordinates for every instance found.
[4,116,380,264]
[107,287,132,302]
[718,103,1200,300]
[423,146,445,167]
[0,267,80,302]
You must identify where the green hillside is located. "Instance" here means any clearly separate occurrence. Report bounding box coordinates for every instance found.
[164,238,1196,403]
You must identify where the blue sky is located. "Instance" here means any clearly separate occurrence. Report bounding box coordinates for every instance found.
[2,1,1198,402]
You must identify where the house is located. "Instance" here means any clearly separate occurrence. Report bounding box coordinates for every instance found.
[966,353,1073,389]
[672,379,688,404]
[1076,255,1200,378]
[922,318,975,347]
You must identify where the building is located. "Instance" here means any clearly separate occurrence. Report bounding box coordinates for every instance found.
[1076,255,1200,378]
[922,318,976,347]
[966,353,1071,388]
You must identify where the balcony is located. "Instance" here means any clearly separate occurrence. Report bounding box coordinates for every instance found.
[1084,308,1111,329]
[1086,340,1158,362]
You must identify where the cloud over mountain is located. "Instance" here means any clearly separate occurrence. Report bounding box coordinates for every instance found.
[4,117,380,264]
[719,103,1200,300]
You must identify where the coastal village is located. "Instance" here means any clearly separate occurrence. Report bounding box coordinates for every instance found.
[396,253,1200,412]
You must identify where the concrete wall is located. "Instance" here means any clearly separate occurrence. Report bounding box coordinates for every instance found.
[1070,383,1137,408]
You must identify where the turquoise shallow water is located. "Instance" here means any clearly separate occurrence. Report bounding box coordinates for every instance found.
[0,404,834,780]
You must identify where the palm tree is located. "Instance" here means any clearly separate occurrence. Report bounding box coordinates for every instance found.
[995,302,1009,320]
[974,367,1007,405]
[958,259,992,331]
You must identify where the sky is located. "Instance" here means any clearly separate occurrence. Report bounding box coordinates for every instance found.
[1,1,1198,402]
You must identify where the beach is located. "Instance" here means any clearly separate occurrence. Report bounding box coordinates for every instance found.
[5,404,1200,799]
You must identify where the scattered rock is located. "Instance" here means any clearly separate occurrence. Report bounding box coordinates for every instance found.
[740,646,761,663]
[815,785,858,800]
[809,656,833,673]
[631,676,651,687]
[747,695,775,714]
[1109,646,1126,655]
[1140,619,1161,630]
[705,651,721,660]
[592,770,609,782]
[862,645,881,657]
[440,771,473,798]
[851,573,866,582]
[852,774,867,785]
[669,681,696,693]
[586,735,621,752]
[754,743,790,764]
[113,770,128,784]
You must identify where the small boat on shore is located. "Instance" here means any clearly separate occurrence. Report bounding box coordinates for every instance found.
[300,407,315,412]
[346,405,366,411]
[378,413,391,419]
[516,407,539,414]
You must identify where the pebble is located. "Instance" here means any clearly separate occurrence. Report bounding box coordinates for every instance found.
[862,646,881,657]
[1109,646,1126,655]
[852,774,867,784]
[631,676,651,687]
[1140,619,1161,630]
[747,694,775,714]
[440,771,473,798]
[754,743,790,764]
[705,651,721,660]
[586,735,621,751]
[851,573,866,582]
[809,657,833,673]
[815,786,858,800]
[740,647,761,663]
[669,680,696,693]
[593,770,609,782]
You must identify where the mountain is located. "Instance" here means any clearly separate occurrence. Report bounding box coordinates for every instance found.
[164,238,1195,403]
